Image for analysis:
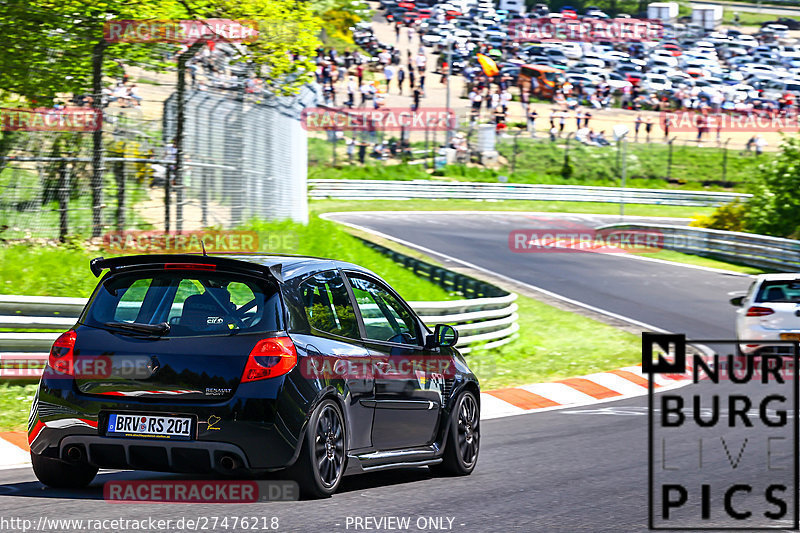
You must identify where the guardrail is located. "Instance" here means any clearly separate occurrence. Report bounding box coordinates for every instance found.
[596,223,800,272]
[0,268,519,377]
[309,179,751,207]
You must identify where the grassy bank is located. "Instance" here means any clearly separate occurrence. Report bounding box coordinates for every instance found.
[0,217,457,302]
[0,383,36,432]
[309,136,764,191]
[311,198,713,218]
[468,294,640,389]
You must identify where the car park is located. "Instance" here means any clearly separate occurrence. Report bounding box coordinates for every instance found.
[29,254,481,498]
[374,0,800,116]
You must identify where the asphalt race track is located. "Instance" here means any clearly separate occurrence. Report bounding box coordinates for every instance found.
[0,212,782,532]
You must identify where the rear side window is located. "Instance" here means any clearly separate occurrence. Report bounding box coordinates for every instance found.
[83,271,282,336]
[298,270,359,339]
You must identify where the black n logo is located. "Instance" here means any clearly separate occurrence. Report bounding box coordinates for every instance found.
[642,333,686,374]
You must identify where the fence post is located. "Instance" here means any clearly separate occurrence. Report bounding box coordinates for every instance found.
[115,156,125,231]
[562,132,574,177]
[331,129,337,166]
[201,163,209,228]
[430,118,437,170]
[57,161,70,243]
[666,138,672,180]
[165,165,171,232]
[511,129,521,175]
[175,40,206,233]
[722,137,731,186]
[91,40,108,238]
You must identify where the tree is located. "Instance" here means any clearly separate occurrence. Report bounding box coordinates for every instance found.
[0,0,320,103]
[743,136,800,238]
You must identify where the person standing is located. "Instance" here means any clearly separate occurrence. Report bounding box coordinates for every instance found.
[634,114,643,141]
[644,116,653,143]
[358,140,367,164]
[415,51,427,89]
[356,63,364,87]
[412,85,422,111]
[528,107,538,137]
[754,134,767,155]
[395,23,401,43]
[397,67,406,95]
[663,115,671,140]
[501,87,511,114]
[384,64,395,92]
[409,67,416,91]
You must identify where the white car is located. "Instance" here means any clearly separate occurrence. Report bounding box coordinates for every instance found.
[732,274,800,355]
[560,42,584,59]
[734,35,759,48]
[641,73,672,92]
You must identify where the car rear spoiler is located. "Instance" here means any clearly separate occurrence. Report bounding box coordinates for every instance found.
[89,255,284,281]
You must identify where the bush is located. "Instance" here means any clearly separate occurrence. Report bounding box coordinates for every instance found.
[689,199,747,232]
[741,136,800,238]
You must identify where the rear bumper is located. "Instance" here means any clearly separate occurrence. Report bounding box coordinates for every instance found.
[29,378,310,471]
[738,326,800,354]
[58,435,252,473]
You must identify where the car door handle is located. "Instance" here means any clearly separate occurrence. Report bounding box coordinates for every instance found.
[374,361,390,370]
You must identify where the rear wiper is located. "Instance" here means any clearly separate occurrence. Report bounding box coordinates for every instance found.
[103,321,170,336]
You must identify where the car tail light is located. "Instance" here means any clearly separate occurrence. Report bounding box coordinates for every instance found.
[746,306,775,317]
[49,331,76,375]
[241,337,298,382]
[164,263,216,271]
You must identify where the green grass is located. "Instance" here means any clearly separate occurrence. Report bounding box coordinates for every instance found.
[0,216,458,302]
[461,294,641,390]
[723,11,779,26]
[311,198,714,219]
[0,383,36,432]
[240,217,457,301]
[308,132,767,192]
[0,245,109,297]
[630,248,767,275]
[0,164,155,240]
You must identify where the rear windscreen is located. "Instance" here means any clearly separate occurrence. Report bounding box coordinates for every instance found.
[756,280,800,303]
[82,270,282,336]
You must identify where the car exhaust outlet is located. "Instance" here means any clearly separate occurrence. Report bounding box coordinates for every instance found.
[219,454,241,471]
[65,445,83,462]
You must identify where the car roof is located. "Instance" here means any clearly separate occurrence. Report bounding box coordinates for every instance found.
[754,273,800,282]
[92,253,380,283]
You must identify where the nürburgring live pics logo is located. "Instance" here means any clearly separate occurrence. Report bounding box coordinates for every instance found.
[645,332,800,530]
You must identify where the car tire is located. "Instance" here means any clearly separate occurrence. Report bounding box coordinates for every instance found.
[31,452,98,489]
[289,399,346,499]
[430,390,480,476]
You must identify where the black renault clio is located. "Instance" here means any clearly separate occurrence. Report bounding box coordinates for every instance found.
[29,254,480,497]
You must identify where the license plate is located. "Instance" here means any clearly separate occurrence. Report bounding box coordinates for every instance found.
[780,333,800,341]
[106,414,193,440]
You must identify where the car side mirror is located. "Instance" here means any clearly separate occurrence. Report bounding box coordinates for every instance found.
[730,296,745,307]
[428,324,458,349]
